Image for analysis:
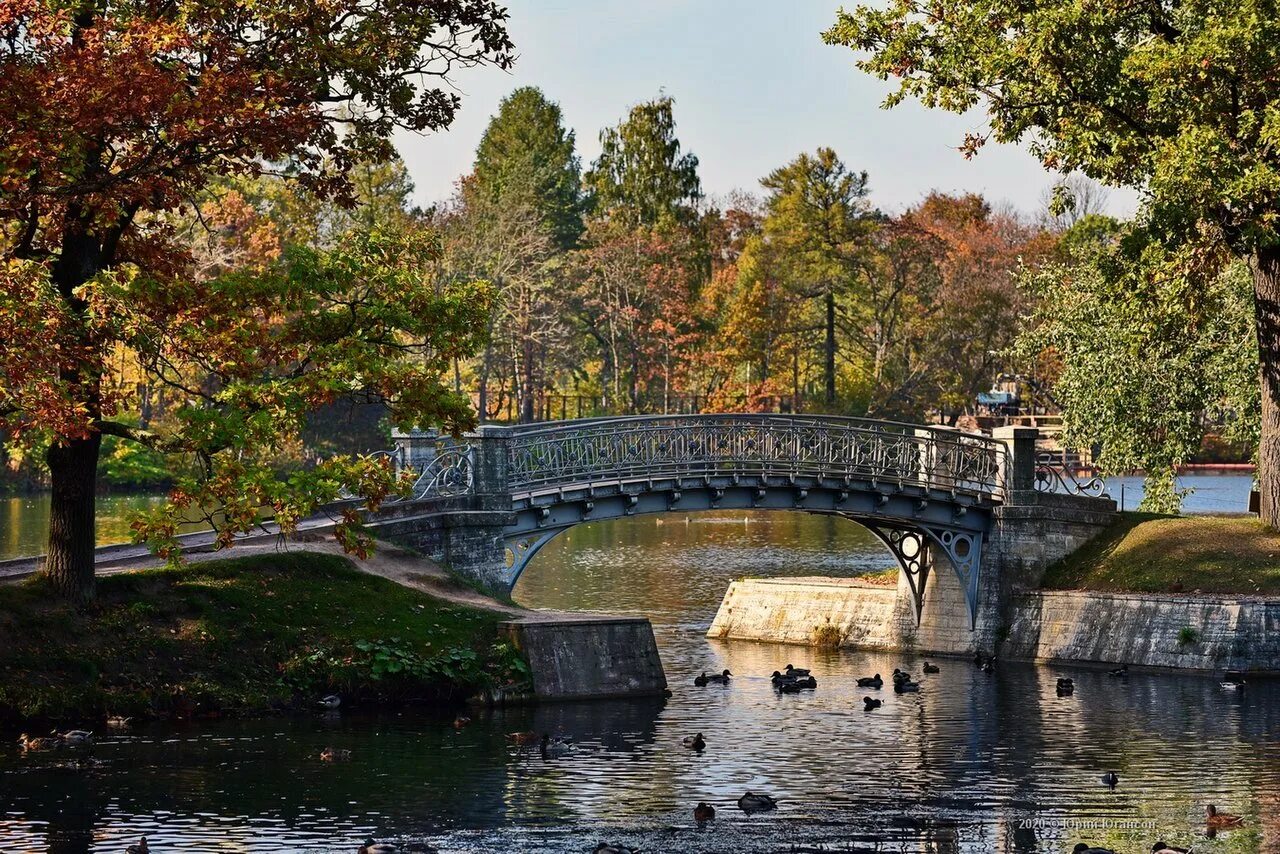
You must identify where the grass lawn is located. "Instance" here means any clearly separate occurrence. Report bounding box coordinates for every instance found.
[0,552,518,724]
[1041,513,1280,595]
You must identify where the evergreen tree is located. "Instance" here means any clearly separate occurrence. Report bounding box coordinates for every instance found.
[474,87,584,249]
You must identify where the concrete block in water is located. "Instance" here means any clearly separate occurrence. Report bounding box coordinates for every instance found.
[501,615,667,701]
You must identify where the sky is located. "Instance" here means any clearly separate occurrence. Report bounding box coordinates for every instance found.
[394,0,1140,218]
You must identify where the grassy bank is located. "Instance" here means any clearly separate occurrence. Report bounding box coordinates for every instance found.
[1041,513,1280,595]
[0,552,525,724]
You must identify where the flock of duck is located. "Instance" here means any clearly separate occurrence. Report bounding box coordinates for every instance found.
[12,659,1253,853]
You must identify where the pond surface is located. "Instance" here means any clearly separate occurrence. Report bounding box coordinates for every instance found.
[2,510,1278,853]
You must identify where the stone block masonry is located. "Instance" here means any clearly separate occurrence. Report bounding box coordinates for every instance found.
[501,615,668,700]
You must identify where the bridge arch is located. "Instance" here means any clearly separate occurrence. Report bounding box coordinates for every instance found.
[485,414,1006,626]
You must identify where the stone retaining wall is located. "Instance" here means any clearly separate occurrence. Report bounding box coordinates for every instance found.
[1004,589,1280,672]
[501,615,668,700]
[708,577,1280,672]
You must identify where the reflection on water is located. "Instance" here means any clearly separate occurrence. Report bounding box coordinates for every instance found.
[1,512,1278,853]
[0,495,182,561]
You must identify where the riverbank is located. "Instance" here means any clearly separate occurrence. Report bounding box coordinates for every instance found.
[0,552,526,725]
[1041,513,1280,594]
[709,513,1280,672]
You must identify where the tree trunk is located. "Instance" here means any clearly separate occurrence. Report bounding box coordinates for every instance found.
[824,290,836,405]
[44,433,101,602]
[1252,246,1280,528]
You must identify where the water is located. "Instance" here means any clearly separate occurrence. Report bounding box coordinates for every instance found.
[2,510,1278,853]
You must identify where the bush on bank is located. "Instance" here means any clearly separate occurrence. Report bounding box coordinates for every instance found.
[0,552,526,724]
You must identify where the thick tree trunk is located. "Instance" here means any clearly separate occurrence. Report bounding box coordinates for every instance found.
[44,433,101,602]
[824,291,837,405]
[1252,246,1280,528]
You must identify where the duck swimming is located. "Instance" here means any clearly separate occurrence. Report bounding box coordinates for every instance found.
[319,694,341,709]
[694,669,731,687]
[784,664,810,677]
[737,791,778,813]
[856,674,883,688]
[923,662,940,674]
[1101,771,1119,789]
[694,802,716,821]
[864,697,882,710]
[682,733,706,751]
[1056,677,1075,695]
[106,715,131,729]
[18,733,59,751]
[1205,804,1243,827]
[894,679,921,693]
[56,730,93,746]
[126,839,149,854]
[540,734,573,759]
[1108,665,1128,678]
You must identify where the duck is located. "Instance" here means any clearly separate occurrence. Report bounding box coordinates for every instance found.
[1072,845,1116,854]
[777,680,805,694]
[106,715,132,729]
[694,801,716,821]
[540,734,573,759]
[1151,843,1192,853]
[1056,677,1075,694]
[923,662,940,674]
[1220,671,1245,691]
[56,730,93,746]
[981,659,995,674]
[863,697,882,710]
[1108,665,1129,678]
[695,669,731,686]
[592,845,640,854]
[784,664,810,677]
[737,791,778,813]
[682,733,706,751]
[894,679,921,693]
[18,733,59,751]
[855,674,883,688]
[319,747,351,762]
[452,715,471,730]
[357,841,398,854]
[1101,771,1119,789]
[506,731,539,748]
[1205,804,1243,828]
[126,838,149,854]
[318,694,341,710]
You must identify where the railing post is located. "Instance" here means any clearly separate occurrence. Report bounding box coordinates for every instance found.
[992,426,1038,497]
[468,424,512,496]
[391,426,440,476]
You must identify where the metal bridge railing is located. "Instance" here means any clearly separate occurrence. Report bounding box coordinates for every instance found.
[505,415,1007,500]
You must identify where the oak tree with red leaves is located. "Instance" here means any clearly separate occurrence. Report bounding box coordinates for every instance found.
[0,0,513,600]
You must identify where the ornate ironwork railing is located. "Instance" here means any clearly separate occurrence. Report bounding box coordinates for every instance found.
[1034,451,1107,497]
[405,442,475,500]
[506,415,1007,500]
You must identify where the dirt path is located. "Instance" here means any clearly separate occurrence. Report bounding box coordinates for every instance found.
[98,535,529,617]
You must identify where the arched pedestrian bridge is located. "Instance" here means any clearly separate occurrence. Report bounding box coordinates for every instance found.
[370,415,1115,639]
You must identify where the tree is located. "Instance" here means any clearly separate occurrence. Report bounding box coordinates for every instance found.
[760,148,874,406]
[1018,232,1258,511]
[474,87,585,250]
[585,96,702,229]
[0,0,512,599]
[823,0,1280,523]
[439,173,567,424]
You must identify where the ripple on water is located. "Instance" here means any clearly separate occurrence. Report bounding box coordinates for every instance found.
[1,511,1277,852]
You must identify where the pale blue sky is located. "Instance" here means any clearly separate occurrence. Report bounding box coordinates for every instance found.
[395,0,1139,218]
